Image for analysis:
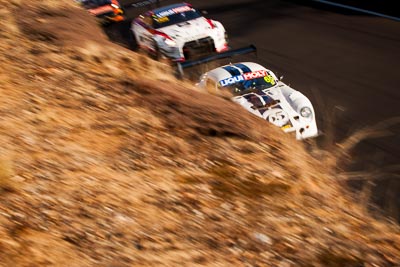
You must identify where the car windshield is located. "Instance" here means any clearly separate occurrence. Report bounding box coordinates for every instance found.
[219,75,277,95]
[152,7,202,29]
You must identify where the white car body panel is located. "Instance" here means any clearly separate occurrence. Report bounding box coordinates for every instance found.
[158,17,227,52]
[131,3,228,61]
[198,62,318,140]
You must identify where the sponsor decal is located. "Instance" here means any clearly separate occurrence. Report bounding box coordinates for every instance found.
[243,70,267,80]
[219,70,268,87]
[172,6,192,13]
[153,16,169,23]
[263,75,276,85]
[155,5,192,18]
[281,124,292,130]
[219,75,244,87]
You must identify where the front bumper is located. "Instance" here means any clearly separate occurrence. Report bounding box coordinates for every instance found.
[281,121,318,140]
[159,34,228,61]
[158,45,182,61]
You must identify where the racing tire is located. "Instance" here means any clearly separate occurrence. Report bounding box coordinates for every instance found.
[151,40,161,61]
[128,32,139,51]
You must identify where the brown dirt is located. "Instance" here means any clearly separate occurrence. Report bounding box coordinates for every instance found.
[0,0,400,266]
[15,0,108,47]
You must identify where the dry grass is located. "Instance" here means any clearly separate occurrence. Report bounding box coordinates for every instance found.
[336,117,400,159]
[0,0,399,266]
[0,158,15,192]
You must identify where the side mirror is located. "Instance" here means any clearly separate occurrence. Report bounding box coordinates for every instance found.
[279,75,284,81]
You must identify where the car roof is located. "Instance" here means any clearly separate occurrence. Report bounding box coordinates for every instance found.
[152,2,190,14]
[206,62,268,81]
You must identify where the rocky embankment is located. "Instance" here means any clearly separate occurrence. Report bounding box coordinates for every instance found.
[0,1,399,266]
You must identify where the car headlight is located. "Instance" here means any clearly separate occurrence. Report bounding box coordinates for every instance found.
[164,38,176,47]
[300,107,312,118]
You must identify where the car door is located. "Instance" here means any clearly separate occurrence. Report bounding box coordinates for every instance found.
[133,15,154,50]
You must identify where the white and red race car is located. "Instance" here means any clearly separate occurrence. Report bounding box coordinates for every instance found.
[130,2,228,61]
[197,62,319,140]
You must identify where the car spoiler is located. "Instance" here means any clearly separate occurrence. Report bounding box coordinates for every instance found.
[176,44,257,78]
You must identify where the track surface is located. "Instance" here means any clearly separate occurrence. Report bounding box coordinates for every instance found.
[111,0,400,217]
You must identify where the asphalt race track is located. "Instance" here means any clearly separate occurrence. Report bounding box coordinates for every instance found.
[109,0,400,218]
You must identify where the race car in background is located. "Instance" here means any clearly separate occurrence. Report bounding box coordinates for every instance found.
[131,2,229,61]
[197,62,318,140]
[76,0,124,24]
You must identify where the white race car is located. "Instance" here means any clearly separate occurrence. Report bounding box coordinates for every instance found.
[130,2,228,62]
[197,62,318,140]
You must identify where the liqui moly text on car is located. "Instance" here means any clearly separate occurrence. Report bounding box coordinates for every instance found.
[219,70,268,87]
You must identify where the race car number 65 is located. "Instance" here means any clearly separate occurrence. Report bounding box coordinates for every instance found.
[264,75,276,85]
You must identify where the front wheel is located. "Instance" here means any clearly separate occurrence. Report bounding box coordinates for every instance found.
[128,32,139,51]
[151,40,161,61]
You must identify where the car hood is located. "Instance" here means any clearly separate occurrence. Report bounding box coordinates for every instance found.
[159,17,214,42]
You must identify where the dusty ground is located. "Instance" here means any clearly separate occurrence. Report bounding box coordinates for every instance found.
[0,1,400,266]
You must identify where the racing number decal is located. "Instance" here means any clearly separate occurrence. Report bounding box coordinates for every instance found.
[264,75,275,85]
[263,108,289,127]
